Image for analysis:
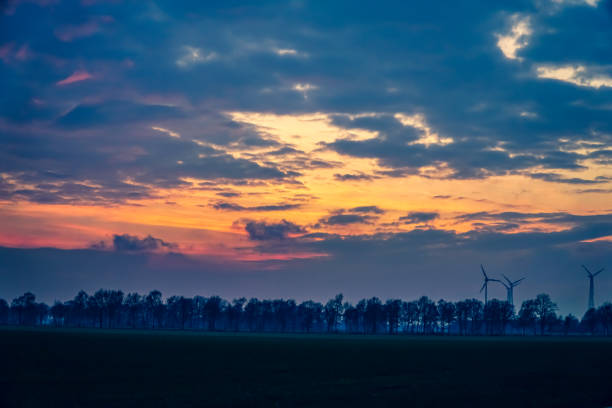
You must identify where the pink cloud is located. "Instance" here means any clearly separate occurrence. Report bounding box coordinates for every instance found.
[4,0,60,16]
[0,43,31,63]
[55,21,101,42]
[15,44,30,60]
[0,43,14,62]
[54,16,114,42]
[56,70,94,86]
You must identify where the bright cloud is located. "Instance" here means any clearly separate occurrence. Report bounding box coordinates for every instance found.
[151,126,180,138]
[292,83,318,98]
[176,46,217,67]
[536,65,612,89]
[275,48,298,56]
[552,0,601,6]
[394,113,454,146]
[496,15,532,60]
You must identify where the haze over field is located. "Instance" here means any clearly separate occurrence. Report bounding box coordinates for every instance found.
[1,0,611,315]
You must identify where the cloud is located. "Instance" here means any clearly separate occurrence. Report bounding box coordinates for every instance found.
[56,70,93,86]
[496,15,532,60]
[57,101,184,127]
[245,220,305,241]
[575,188,612,194]
[454,211,612,232]
[320,213,374,225]
[334,173,374,182]
[2,0,611,194]
[292,83,317,98]
[349,206,385,214]
[399,211,439,224]
[216,191,241,198]
[275,48,298,56]
[54,16,113,42]
[536,65,612,89]
[176,46,217,67]
[212,202,301,212]
[151,126,180,138]
[110,234,177,252]
[527,172,612,184]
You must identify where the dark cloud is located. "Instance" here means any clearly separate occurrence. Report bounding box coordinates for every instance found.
[349,205,385,214]
[399,211,439,224]
[455,211,612,229]
[320,213,374,225]
[216,191,241,198]
[107,234,177,252]
[527,173,612,185]
[1,0,611,196]
[212,202,301,212]
[576,188,612,194]
[244,220,305,240]
[334,173,374,182]
[56,101,185,128]
[0,122,295,204]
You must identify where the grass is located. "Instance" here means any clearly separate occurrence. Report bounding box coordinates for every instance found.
[1,328,612,407]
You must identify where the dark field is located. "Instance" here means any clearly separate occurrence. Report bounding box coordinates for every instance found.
[1,329,612,407]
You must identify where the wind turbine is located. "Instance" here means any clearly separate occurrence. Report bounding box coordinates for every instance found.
[480,265,500,305]
[499,274,525,307]
[582,265,605,310]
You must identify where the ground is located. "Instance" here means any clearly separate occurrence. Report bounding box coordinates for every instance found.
[1,328,611,407]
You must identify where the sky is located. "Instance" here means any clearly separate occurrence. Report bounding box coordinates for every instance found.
[1,0,611,316]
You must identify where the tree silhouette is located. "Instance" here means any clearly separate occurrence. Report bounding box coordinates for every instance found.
[581,308,598,335]
[298,300,322,333]
[0,299,9,325]
[228,298,246,332]
[1,288,608,337]
[402,300,419,334]
[533,294,557,335]
[596,303,612,336]
[437,300,456,335]
[384,299,402,334]
[563,314,579,336]
[125,293,143,328]
[50,301,67,327]
[364,297,384,334]
[518,299,537,335]
[11,292,37,325]
[145,290,164,329]
[484,299,513,335]
[205,296,223,331]
[324,294,344,333]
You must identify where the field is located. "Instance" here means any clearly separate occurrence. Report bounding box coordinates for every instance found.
[1,328,612,407]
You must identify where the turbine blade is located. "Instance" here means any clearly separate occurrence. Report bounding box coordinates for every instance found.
[480,282,486,293]
[582,265,592,277]
[502,274,512,285]
[593,268,604,277]
[513,278,525,286]
[481,264,487,278]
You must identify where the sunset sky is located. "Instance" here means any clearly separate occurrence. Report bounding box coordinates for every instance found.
[1,0,611,315]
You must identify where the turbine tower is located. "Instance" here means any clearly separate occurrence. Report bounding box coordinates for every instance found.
[480,265,500,305]
[582,265,605,310]
[499,274,525,307]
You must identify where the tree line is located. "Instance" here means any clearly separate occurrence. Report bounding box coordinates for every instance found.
[2,290,612,336]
